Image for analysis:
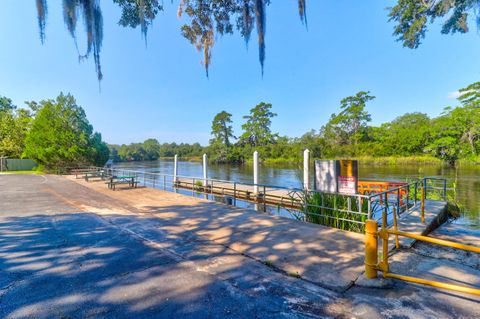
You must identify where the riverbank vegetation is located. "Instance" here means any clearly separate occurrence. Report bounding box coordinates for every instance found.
[107,81,480,166]
[3,81,479,169]
[108,141,204,162]
[0,93,109,170]
[208,83,480,166]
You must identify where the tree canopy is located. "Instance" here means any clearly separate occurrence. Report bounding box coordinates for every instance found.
[389,0,480,48]
[239,102,277,147]
[0,97,31,158]
[22,93,109,169]
[203,82,480,165]
[322,91,374,155]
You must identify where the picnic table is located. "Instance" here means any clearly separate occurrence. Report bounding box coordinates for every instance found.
[106,176,138,190]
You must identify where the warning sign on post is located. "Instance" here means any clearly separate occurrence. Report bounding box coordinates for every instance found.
[314,160,358,195]
[337,160,358,195]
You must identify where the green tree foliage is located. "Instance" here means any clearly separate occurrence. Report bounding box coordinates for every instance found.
[424,83,480,163]
[23,93,109,168]
[209,111,236,163]
[0,97,32,158]
[211,111,234,147]
[0,96,16,112]
[374,113,431,156]
[113,0,163,38]
[389,0,479,49]
[203,83,480,165]
[143,138,161,160]
[110,140,205,161]
[322,91,374,156]
[239,102,278,147]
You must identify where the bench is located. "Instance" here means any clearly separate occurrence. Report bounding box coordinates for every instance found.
[84,171,103,181]
[71,168,99,179]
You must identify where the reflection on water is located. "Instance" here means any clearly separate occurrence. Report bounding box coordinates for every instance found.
[114,160,480,227]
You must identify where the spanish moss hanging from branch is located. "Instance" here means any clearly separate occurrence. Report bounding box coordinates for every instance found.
[238,0,254,48]
[255,0,266,75]
[36,0,48,44]
[81,1,103,81]
[298,0,307,28]
[177,0,217,76]
[113,0,163,45]
[63,0,103,81]
[34,0,307,79]
[62,0,82,57]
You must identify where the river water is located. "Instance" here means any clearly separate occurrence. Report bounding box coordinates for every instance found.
[114,160,480,227]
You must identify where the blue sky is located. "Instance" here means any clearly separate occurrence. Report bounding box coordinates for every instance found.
[1,1,480,145]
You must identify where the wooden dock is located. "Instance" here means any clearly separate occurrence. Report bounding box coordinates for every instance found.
[175,177,304,210]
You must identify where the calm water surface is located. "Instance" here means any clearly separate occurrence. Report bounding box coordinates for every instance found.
[114,160,480,227]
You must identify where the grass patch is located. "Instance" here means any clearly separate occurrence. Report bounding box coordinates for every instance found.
[245,155,445,166]
[0,170,44,175]
[288,271,301,278]
[263,260,275,268]
[299,192,368,233]
[446,202,461,219]
[353,155,443,166]
[194,180,204,191]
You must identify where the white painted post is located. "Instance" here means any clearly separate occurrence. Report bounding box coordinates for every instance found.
[253,151,259,195]
[203,153,208,187]
[303,149,310,191]
[173,154,178,184]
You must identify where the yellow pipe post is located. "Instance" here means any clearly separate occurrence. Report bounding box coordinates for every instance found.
[384,273,480,296]
[364,219,378,279]
[381,207,389,276]
[387,229,480,253]
[421,184,425,223]
[392,207,399,249]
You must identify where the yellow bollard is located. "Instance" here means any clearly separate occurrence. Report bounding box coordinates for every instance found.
[374,208,390,276]
[421,185,425,223]
[393,207,399,249]
[365,219,378,279]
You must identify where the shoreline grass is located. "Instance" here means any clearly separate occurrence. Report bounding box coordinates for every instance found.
[115,155,480,166]
[0,170,44,175]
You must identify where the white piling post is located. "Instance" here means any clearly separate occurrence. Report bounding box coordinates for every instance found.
[303,149,310,191]
[253,151,259,195]
[173,154,178,184]
[203,153,208,187]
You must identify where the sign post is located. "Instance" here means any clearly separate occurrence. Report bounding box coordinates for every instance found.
[303,149,310,191]
[253,151,259,195]
[173,154,178,184]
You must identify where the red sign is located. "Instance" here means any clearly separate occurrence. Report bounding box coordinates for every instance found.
[338,175,357,195]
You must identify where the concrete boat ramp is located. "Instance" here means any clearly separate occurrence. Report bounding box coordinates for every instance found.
[60,175,368,292]
[0,173,479,318]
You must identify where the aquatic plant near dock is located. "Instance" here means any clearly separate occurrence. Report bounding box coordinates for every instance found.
[298,191,368,233]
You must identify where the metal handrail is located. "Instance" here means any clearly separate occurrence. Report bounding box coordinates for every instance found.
[86,166,448,232]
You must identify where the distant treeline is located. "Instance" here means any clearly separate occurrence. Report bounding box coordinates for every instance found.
[4,82,479,169]
[108,141,204,162]
[107,82,480,166]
